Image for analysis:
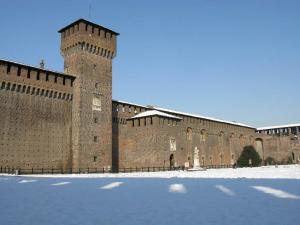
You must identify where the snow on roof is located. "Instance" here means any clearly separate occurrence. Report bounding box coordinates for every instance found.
[131,110,182,120]
[113,99,254,128]
[112,99,148,109]
[153,106,255,128]
[256,123,300,131]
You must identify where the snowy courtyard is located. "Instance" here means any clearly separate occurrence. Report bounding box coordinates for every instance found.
[1,165,300,225]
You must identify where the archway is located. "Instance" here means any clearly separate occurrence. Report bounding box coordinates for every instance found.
[169,154,175,168]
[255,138,264,160]
[292,152,295,161]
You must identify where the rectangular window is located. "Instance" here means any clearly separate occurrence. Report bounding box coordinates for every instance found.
[93,156,97,162]
[93,136,98,142]
[17,67,21,76]
[94,117,98,123]
[6,65,11,74]
[92,95,101,111]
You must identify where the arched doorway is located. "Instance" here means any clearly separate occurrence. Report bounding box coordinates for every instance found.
[169,154,175,168]
[255,138,264,160]
[292,152,295,162]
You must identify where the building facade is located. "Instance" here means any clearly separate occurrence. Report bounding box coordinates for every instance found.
[0,19,299,172]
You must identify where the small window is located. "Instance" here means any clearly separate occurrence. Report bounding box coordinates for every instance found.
[27,69,31,78]
[92,95,101,111]
[17,67,21,76]
[93,156,97,162]
[94,117,98,123]
[93,136,98,142]
[36,71,40,80]
[6,65,11,74]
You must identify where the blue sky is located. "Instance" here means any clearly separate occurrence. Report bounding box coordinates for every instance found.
[1,0,299,127]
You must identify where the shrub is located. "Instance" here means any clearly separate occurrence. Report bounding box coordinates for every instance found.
[264,156,276,165]
[237,145,262,167]
[287,156,294,164]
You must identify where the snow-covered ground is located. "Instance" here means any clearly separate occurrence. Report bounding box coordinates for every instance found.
[1,166,300,225]
[2,164,300,179]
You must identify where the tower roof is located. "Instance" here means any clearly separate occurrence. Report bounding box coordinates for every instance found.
[58,18,119,35]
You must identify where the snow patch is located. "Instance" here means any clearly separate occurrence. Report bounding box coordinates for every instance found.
[51,182,70,186]
[169,184,187,193]
[2,165,300,179]
[100,182,123,190]
[215,185,236,196]
[18,180,37,184]
[252,186,300,199]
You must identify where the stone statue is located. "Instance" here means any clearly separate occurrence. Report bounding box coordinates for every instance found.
[193,146,200,169]
[187,146,205,171]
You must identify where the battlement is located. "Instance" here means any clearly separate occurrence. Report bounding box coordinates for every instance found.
[0,59,75,93]
[59,19,118,60]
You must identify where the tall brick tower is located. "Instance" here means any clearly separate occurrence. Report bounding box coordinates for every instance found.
[59,19,118,171]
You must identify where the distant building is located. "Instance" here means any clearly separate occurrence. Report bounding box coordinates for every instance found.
[257,124,300,136]
[0,19,299,173]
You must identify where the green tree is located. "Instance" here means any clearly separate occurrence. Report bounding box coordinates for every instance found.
[237,145,262,167]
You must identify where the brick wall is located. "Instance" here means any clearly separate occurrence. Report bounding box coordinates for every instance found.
[0,61,73,170]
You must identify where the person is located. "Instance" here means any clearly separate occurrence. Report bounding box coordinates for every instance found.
[249,159,252,167]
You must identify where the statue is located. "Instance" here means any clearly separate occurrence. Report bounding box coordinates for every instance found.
[193,146,200,168]
[188,146,205,171]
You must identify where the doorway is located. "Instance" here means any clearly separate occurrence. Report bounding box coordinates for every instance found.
[169,154,175,168]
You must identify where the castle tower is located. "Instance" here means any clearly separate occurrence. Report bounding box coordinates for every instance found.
[59,19,119,171]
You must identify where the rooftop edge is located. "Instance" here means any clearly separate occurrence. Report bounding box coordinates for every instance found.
[58,18,119,35]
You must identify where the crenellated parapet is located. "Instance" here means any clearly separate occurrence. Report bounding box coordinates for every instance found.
[59,19,118,60]
[0,59,75,96]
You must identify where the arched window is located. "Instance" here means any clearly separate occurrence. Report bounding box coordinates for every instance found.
[218,131,224,146]
[200,129,206,142]
[187,127,192,141]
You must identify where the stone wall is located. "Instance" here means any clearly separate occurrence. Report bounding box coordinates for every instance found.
[259,134,300,163]
[112,101,256,169]
[0,61,73,170]
[112,101,300,169]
